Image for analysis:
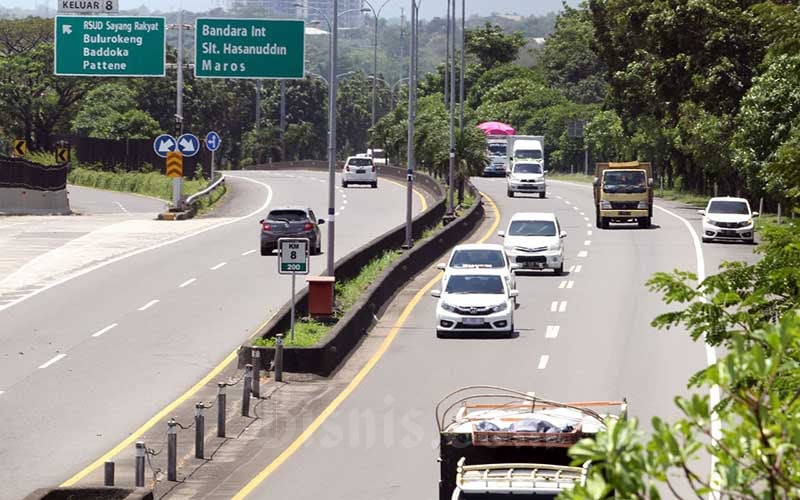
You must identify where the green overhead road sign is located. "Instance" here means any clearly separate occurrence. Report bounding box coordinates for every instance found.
[54,16,165,77]
[195,18,304,79]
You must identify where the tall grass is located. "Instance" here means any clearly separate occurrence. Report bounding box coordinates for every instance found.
[68,166,213,203]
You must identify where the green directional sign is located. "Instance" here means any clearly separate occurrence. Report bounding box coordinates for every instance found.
[195,18,304,79]
[54,16,165,77]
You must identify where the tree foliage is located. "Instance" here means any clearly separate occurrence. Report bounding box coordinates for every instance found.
[465,22,527,70]
[72,84,160,140]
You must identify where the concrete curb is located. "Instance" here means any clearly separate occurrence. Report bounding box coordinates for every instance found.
[22,486,153,500]
[238,182,483,376]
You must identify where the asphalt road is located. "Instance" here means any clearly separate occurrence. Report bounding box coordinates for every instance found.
[67,185,168,214]
[244,177,761,499]
[0,170,422,500]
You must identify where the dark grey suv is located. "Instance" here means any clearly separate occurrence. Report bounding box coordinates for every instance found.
[260,206,325,256]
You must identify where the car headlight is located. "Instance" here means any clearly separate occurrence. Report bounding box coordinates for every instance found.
[548,242,561,251]
[491,302,508,313]
[600,200,612,209]
[637,201,648,209]
[706,219,719,227]
[441,302,457,312]
[742,219,753,227]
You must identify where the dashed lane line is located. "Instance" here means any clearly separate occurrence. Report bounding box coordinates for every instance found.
[179,278,196,288]
[545,325,560,339]
[550,301,558,312]
[587,230,592,236]
[91,323,118,338]
[559,280,567,289]
[242,250,256,256]
[577,250,588,258]
[584,240,592,246]
[537,355,549,370]
[566,281,574,289]
[210,262,227,271]
[138,299,159,311]
[559,301,567,313]
[39,353,66,369]
[574,265,582,273]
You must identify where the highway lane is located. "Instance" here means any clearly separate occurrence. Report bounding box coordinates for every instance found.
[67,185,167,215]
[244,177,757,499]
[0,170,422,499]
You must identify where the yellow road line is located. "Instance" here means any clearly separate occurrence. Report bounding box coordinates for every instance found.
[60,312,276,487]
[232,191,499,499]
[381,177,428,212]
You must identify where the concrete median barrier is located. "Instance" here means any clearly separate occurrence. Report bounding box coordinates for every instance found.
[22,487,153,500]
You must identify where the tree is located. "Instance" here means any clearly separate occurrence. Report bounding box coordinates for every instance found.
[465,22,527,69]
[72,83,160,140]
[241,124,282,166]
[467,63,544,109]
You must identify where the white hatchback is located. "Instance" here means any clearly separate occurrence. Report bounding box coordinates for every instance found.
[699,197,758,243]
[431,269,518,338]
[342,156,377,188]
[499,212,566,275]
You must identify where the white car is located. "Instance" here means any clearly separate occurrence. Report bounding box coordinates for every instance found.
[342,156,377,188]
[436,243,519,291]
[431,269,518,338]
[498,212,566,275]
[699,197,758,243]
[507,161,546,198]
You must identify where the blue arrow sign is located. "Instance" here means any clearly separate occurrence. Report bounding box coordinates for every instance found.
[177,133,200,157]
[205,131,221,152]
[153,134,176,158]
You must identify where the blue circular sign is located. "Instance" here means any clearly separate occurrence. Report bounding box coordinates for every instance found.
[153,134,176,159]
[205,131,221,152]
[177,133,200,157]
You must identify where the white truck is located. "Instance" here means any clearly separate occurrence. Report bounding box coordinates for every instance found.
[506,135,547,198]
[483,135,510,176]
[437,385,627,500]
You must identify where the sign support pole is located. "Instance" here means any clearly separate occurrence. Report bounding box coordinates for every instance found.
[174,9,185,209]
[290,271,296,343]
[211,150,215,181]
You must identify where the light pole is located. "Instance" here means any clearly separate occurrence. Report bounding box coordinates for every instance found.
[363,0,392,129]
[405,0,420,248]
[459,0,465,131]
[446,0,456,217]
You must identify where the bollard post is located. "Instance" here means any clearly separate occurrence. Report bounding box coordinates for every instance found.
[217,382,226,438]
[104,461,115,486]
[195,403,205,459]
[252,349,261,398]
[135,442,145,487]
[167,419,177,481]
[778,203,782,225]
[759,197,764,218]
[274,334,284,383]
[242,364,252,417]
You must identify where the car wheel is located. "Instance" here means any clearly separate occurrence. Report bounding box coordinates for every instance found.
[260,245,271,256]
[539,192,545,199]
[507,190,514,198]
[601,218,610,230]
[508,323,515,338]
[638,217,650,229]
[555,263,564,276]
[702,237,712,243]
[342,181,348,188]
[436,330,447,339]
[371,181,378,188]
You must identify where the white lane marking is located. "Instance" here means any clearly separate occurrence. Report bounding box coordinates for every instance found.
[558,301,567,312]
[179,278,196,288]
[0,176,274,313]
[565,200,571,205]
[567,280,574,289]
[584,240,592,246]
[545,325,560,338]
[39,353,66,369]
[573,206,579,211]
[210,262,227,271]
[115,202,130,215]
[241,249,256,256]
[568,265,575,272]
[654,203,720,496]
[579,212,585,216]
[578,250,588,257]
[343,199,348,204]
[550,301,558,312]
[537,355,549,370]
[555,195,562,199]
[586,223,591,227]
[587,230,592,236]
[574,265,582,273]
[91,323,118,338]
[138,299,159,311]
[583,217,590,221]
[558,280,567,289]
[0,390,4,396]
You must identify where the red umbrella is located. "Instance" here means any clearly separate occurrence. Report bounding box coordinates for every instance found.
[477,121,516,135]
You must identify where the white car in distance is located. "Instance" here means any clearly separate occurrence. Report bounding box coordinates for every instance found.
[499,212,566,275]
[431,269,518,338]
[342,155,377,188]
[507,162,547,198]
[699,197,758,244]
[436,243,519,292]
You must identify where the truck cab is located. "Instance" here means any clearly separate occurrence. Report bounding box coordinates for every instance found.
[593,161,654,229]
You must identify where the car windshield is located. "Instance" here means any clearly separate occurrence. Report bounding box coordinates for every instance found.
[449,249,506,269]
[348,158,372,167]
[487,143,507,156]
[515,149,542,160]
[603,170,646,193]
[708,200,749,215]
[267,210,308,222]
[445,275,505,295]
[514,163,542,174]
[508,220,556,237]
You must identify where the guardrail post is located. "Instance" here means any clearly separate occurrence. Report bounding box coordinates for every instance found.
[195,403,205,459]
[274,334,284,383]
[217,382,226,438]
[135,442,145,487]
[167,419,177,481]
[104,460,115,487]
[252,349,261,398]
[242,364,252,417]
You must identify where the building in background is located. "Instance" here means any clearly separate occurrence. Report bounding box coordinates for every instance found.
[224,0,365,27]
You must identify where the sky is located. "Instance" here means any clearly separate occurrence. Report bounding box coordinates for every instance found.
[19,0,572,20]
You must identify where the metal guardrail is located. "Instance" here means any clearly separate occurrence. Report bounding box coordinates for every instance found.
[184,173,225,208]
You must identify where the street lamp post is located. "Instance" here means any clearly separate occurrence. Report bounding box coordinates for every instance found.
[405,0,420,248]
[363,0,391,129]
[446,0,456,217]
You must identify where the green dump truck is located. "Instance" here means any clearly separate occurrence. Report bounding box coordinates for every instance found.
[593,161,654,229]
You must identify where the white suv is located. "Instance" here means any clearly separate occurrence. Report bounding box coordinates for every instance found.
[431,269,518,338]
[498,212,566,274]
[507,162,546,198]
[342,156,377,188]
[699,197,758,243]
